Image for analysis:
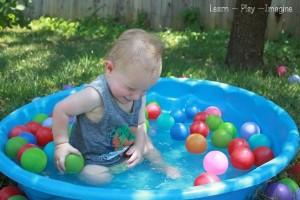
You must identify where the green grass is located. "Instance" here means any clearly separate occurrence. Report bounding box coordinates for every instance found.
[0,17,299,186]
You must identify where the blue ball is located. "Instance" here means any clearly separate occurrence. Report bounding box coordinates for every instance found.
[171,109,186,123]
[19,132,37,144]
[170,123,189,140]
[249,134,271,149]
[42,117,53,127]
[185,105,199,119]
[265,183,293,200]
[240,122,260,140]
[44,141,55,164]
[157,113,175,130]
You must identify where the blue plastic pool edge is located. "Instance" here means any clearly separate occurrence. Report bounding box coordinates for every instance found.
[0,77,299,200]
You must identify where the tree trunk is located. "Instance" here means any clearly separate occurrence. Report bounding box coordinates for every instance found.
[225,0,272,69]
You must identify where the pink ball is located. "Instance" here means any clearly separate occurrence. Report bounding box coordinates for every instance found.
[194,172,220,186]
[204,106,222,117]
[276,65,288,76]
[203,151,228,175]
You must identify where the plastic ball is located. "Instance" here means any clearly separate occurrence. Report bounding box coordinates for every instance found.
[0,186,23,200]
[194,172,220,186]
[211,129,233,148]
[288,74,300,84]
[146,103,161,120]
[42,117,53,127]
[265,182,293,200]
[65,154,85,174]
[203,151,228,175]
[276,65,288,76]
[157,113,175,130]
[193,112,208,122]
[189,121,209,137]
[43,141,55,164]
[20,147,47,173]
[32,113,48,124]
[26,121,42,135]
[288,162,300,180]
[228,138,249,155]
[240,122,260,140]
[185,105,199,119]
[5,136,27,159]
[204,106,222,117]
[170,123,189,141]
[253,146,274,166]
[230,147,254,170]
[36,127,53,146]
[170,109,186,123]
[185,134,207,154]
[295,188,300,200]
[9,125,30,138]
[205,115,223,131]
[218,122,237,138]
[17,143,36,161]
[248,134,271,149]
[63,84,73,90]
[8,195,28,200]
[279,178,299,192]
[19,132,37,144]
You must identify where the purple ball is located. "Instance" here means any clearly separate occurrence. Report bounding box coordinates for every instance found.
[295,188,300,200]
[265,183,293,200]
[240,122,260,140]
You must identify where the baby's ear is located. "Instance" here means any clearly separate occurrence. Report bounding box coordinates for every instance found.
[104,60,114,72]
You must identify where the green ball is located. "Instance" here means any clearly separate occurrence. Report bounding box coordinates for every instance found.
[5,136,27,159]
[211,129,233,148]
[205,115,223,131]
[218,122,237,138]
[65,154,85,174]
[33,113,48,124]
[8,195,28,200]
[157,113,175,130]
[20,147,47,173]
[279,177,299,192]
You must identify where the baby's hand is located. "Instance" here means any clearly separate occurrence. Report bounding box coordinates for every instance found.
[125,145,144,168]
[55,142,81,172]
[165,166,182,179]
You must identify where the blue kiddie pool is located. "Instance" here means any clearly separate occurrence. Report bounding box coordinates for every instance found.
[0,77,299,200]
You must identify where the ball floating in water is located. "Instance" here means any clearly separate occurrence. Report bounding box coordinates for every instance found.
[19,132,37,144]
[157,113,175,130]
[193,112,208,122]
[17,143,36,161]
[25,121,42,135]
[65,154,85,174]
[189,121,209,137]
[240,122,260,140]
[248,134,271,149]
[203,151,228,175]
[43,141,55,164]
[218,122,237,138]
[211,129,233,148]
[170,123,189,141]
[230,147,254,170]
[265,182,293,200]
[146,103,161,120]
[5,136,27,159]
[32,113,48,124]
[20,147,47,173]
[185,134,207,154]
[228,138,249,155]
[253,146,274,166]
[194,172,220,186]
[204,106,222,117]
[42,117,53,128]
[185,105,199,119]
[279,178,299,192]
[205,115,223,131]
[9,126,30,138]
[171,109,186,123]
[36,127,53,146]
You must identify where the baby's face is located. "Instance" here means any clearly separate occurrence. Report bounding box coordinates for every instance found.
[107,62,161,104]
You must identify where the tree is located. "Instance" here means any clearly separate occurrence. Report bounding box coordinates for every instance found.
[225,0,272,69]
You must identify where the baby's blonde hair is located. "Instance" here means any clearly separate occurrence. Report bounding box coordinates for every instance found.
[105,29,164,71]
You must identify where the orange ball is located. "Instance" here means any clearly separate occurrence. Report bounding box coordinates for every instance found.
[185,134,207,154]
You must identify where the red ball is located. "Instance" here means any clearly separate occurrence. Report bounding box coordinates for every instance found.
[230,147,254,170]
[288,162,300,179]
[146,103,161,120]
[276,65,288,76]
[228,138,250,155]
[193,112,208,122]
[36,127,53,146]
[17,143,36,161]
[189,121,209,137]
[9,126,30,138]
[26,121,42,135]
[0,185,23,200]
[194,172,220,186]
[253,146,274,166]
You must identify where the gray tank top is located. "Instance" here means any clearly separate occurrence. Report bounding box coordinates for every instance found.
[70,75,142,166]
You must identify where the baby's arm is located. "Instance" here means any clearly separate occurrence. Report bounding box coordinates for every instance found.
[52,87,102,171]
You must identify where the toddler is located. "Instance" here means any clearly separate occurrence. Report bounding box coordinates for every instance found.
[52,29,181,185]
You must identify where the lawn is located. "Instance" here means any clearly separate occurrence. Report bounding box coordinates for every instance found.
[0,17,299,184]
